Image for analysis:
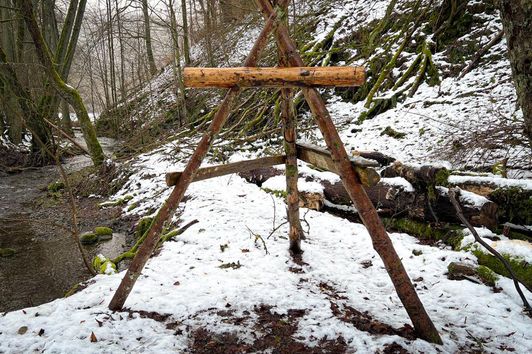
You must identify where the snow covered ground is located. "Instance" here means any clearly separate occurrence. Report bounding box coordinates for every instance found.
[1,161,531,352]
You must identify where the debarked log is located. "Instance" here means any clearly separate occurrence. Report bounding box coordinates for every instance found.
[184,66,365,88]
[296,143,380,187]
[166,155,286,186]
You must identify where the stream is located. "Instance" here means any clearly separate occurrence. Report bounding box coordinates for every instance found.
[0,134,128,313]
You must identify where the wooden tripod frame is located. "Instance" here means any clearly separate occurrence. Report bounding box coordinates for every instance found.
[108,0,442,345]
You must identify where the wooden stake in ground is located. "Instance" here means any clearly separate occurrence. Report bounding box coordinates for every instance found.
[277,1,304,254]
[108,2,286,311]
[256,0,442,344]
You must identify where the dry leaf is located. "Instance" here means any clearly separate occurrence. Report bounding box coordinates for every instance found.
[90,331,97,343]
[17,326,28,335]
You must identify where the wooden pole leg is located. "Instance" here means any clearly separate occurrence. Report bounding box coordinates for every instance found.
[281,88,304,254]
[108,5,283,311]
[256,0,442,344]
[276,0,303,254]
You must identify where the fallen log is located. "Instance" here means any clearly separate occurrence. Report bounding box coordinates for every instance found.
[239,167,498,229]
[382,161,450,188]
[184,66,365,88]
[351,150,396,166]
[448,174,532,196]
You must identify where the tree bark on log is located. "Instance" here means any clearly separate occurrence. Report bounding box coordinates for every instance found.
[184,67,366,88]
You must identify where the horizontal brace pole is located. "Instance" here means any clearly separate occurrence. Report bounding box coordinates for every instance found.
[184,66,365,88]
[166,143,379,188]
[296,143,380,187]
[166,155,286,186]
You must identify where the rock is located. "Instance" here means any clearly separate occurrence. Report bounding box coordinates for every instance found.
[447,261,499,287]
[94,227,113,241]
[0,247,16,257]
[80,232,98,245]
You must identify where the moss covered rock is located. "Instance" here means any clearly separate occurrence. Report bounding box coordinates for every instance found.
[0,247,16,257]
[94,226,113,241]
[92,254,117,275]
[80,232,98,245]
[380,126,406,139]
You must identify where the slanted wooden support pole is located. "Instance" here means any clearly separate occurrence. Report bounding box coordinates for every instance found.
[277,0,304,254]
[256,0,442,344]
[108,3,287,311]
[165,155,286,186]
[184,66,365,88]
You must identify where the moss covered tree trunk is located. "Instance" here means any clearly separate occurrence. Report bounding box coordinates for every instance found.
[17,0,104,166]
[499,0,532,144]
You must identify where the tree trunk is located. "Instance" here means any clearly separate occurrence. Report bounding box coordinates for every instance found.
[141,0,157,76]
[17,0,104,167]
[181,0,191,65]
[499,0,532,144]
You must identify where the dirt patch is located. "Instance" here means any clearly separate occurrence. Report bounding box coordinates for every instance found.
[189,305,348,354]
[318,282,417,340]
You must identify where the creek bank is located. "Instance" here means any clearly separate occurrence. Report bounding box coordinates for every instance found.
[0,135,139,313]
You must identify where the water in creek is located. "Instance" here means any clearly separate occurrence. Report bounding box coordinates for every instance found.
[0,135,127,313]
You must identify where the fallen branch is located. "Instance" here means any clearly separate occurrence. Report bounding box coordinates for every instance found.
[458,30,504,79]
[449,188,532,315]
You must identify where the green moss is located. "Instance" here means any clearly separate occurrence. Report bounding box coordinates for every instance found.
[94,226,113,236]
[380,126,406,139]
[135,217,154,240]
[0,247,16,257]
[112,251,136,265]
[435,168,450,187]
[80,232,98,245]
[489,187,532,225]
[98,194,134,208]
[262,188,288,199]
[160,229,181,242]
[64,283,80,297]
[285,165,298,177]
[47,181,65,193]
[385,218,464,249]
[99,260,117,274]
[473,250,531,289]
[127,202,138,212]
[476,265,499,287]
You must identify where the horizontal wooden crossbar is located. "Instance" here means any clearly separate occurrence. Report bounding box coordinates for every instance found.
[184,67,365,88]
[166,143,380,187]
[166,155,286,186]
